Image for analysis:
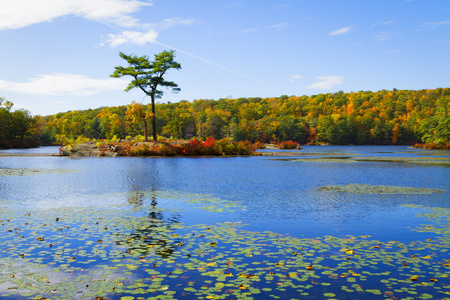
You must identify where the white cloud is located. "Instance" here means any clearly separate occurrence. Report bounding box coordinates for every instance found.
[106,29,158,47]
[239,28,256,33]
[102,17,195,47]
[146,17,196,30]
[328,26,352,36]
[0,0,151,30]
[371,20,396,28]
[219,28,256,35]
[382,20,396,25]
[375,31,396,41]
[269,22,289,30]
[0,73,128,96]
[289,75,302,82]
[223,1,244,9]
[426,20,450,26]
[307,76,343,89]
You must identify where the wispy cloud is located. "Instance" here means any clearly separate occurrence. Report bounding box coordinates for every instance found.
[0,0,151,30]
[154,41,281,92]
[223,1,244,9]
[98,21,278,92]
[372,20,396,27]
[239,28,256,33]
[219,28,257,35]
[289,75,302,82]
[269,22,289,30]
[276,3,290,9]
[307,76,343,89]
[374,31,402,41]
[105,29,158,47]
[0,73,128,96]
[388,49,403,54]
[382,20,396,25]
[98,17,195,47]
[328,26,352,36]
[426,20,450,26]
[143,17,196,31]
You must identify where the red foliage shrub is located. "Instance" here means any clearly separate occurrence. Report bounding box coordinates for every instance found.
[278,140,300,149]
[413,142,450,150]
[111,137,258,156]
[253,141,266,149]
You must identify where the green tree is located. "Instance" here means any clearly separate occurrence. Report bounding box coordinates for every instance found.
[278,115,307,143]
[0,98,39,148]
[111,50,181,141]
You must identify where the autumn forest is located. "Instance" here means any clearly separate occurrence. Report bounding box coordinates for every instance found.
[1,88,449,149]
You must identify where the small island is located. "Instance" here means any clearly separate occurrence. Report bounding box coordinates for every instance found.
[59,137,302,157]
[60,138,256,157]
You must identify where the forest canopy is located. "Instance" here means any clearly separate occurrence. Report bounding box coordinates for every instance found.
[1,88,449,149]
[0,98,40,149]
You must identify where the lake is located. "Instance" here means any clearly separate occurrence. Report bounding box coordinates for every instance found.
[0,145,449,299]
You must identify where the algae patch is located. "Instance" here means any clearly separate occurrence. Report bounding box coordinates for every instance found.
[0,168,74,177]
[277,156,450,165]
[318,184,446,194]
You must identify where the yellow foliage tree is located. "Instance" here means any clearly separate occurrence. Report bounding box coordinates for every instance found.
[126,101,154,141]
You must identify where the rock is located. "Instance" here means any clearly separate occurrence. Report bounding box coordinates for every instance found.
[60,141,113,157]
[90,150,101,156]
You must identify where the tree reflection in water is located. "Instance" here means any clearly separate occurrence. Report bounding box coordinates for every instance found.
[119,190,183,259]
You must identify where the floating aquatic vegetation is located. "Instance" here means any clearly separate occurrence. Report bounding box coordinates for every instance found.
[0,168,74,177]
[276,156,450,165]
[357,157,450,165]
[279,157,358,163]
[119,189,246,213]
[318,184,446,194]
[1,202,450,299]
[184,196,244,213]
[410,206,450,236]
[265,152,360,158]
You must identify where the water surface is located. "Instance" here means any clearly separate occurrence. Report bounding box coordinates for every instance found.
[0,145,449,299]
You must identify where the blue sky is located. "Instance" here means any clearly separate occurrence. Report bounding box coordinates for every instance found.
[0,0,449,116]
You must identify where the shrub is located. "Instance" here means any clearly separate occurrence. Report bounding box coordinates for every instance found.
[413,142,450,150]
[278,140,301,149]
[253,141,266,149]
[107,137,257,156]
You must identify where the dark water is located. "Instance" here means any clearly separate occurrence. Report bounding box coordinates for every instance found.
[0,145,449,299]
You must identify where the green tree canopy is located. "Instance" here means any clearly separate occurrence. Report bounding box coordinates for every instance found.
[111,50,181,141]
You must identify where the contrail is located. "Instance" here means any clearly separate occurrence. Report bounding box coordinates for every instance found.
[95,19,281,92]
[153,41,279,90]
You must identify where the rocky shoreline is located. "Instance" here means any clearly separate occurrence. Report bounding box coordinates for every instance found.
[59,141,119,157]
[1,141,301,157]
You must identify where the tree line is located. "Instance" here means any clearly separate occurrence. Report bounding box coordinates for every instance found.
[35,87,448,147]
[0,98,41,149]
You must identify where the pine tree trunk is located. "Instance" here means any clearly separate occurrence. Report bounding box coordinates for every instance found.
[151,97,157,142]
[143,119,148,142]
